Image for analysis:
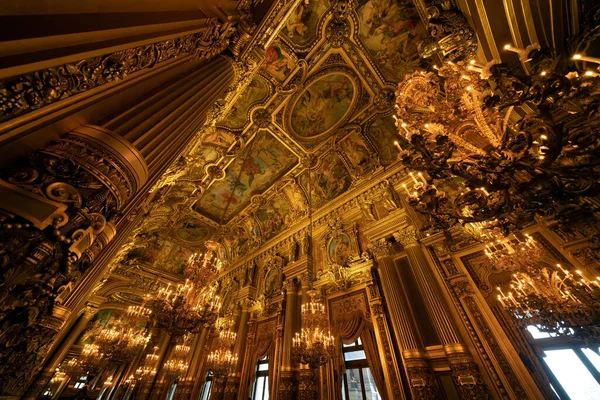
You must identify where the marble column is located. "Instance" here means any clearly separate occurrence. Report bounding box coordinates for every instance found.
[393,226,490,398]
[370,239,439,399]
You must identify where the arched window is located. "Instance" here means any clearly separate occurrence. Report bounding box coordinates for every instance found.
[251,355,269,399]
[341,338,382,400]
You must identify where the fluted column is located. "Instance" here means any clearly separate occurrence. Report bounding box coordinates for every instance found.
[144,332,172,400]
[394,226,490,398]
[365,270,407,399]
[278,278,301,399]
[24,305,99,399]
[370,239,439,399]
[223,302,251,399]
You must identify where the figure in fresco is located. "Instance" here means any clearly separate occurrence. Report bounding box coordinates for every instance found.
[341,133,373,174]
[357,0,426,79]
[329,234,352,266]
[291,74,354,137]
[368,115,401,164]
[175,219,209,242]
[263,44,294,81]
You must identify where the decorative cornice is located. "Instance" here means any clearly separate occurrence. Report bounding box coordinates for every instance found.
[0,20,235,123]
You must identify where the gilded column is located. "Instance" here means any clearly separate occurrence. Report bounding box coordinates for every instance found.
[0,125,147,396]
[182,327,209,400]
[223,301,252,399]
[238,314,257,399]
[393,226,491,399]
[365,269,407,399]
[144,332,172,400]
[279,278,301,399]
[24,305,99,399]
[370,239,438,399]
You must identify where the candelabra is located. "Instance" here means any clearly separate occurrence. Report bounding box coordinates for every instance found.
[497,263,600,340]
[293,291,336,370]
[395,42,600,236]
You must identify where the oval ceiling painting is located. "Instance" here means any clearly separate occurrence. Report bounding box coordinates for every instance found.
[290,73,355,138]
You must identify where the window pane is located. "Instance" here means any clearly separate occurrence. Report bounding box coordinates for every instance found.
[583,348,600,373]
[254,376,265,400]
[543,349,600,399]
[362,368,382,400]
[200,381,212,400]
[258,363,269,371]
[344,350,367,361]
[264,377,270,400]
[526,325,553,339]
[357,337,362,345]
[346,368,364,400]
[343,342,355,348]
[342,375,347,400]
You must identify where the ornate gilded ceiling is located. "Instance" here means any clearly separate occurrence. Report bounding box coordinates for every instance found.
[126,0,430,273]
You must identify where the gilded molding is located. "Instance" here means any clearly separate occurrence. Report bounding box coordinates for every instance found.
[0,20,236,123]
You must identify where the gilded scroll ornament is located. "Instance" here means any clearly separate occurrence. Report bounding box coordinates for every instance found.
[0,125,147,395]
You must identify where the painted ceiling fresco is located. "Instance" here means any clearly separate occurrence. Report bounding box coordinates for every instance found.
[290,73,355,138]
[357,0,429,80]
[135,0,432,264]
[222,75,270,129]
[280,0,329,47]
[193,130,298,223]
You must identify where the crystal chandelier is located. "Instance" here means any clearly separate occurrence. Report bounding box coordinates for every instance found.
[163,336,191,379]
[149,280,221,337]
[95,319,151,362]
[497,263,600,340]
[484,232,543,271]
[292,290,336,370]
[206,325,238,377]
[394,44,600,236]
[148,251,223,337]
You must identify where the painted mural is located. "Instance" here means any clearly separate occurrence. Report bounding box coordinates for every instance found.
[77,309,121,345]
[125,230,192,276]
[290,73,355,138]
[174,218,210,243]
[263,42,295,82]
[368,115,402,165]
[255,194,293,240]
[300,153,353,208]
[357,0,427,80]
[193,131,298,222]
[223,75,269,128]
[187,146,221,178]
[340,132,376,175]
[280,0,329,47]
[328,233,352,265]
[202,128,236,148]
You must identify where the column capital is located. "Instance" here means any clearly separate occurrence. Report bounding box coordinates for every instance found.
[370,238,393,259]
[393,226,419,247]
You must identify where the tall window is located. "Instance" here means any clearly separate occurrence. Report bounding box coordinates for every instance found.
[341,338,382,400]
[251,356,269,400]
[527,325,600,399]
[199,371,213,400]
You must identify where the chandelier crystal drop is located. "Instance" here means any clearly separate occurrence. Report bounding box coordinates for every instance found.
[394,47,600,236]
[497,263,600,340]
[293,290,336,370]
